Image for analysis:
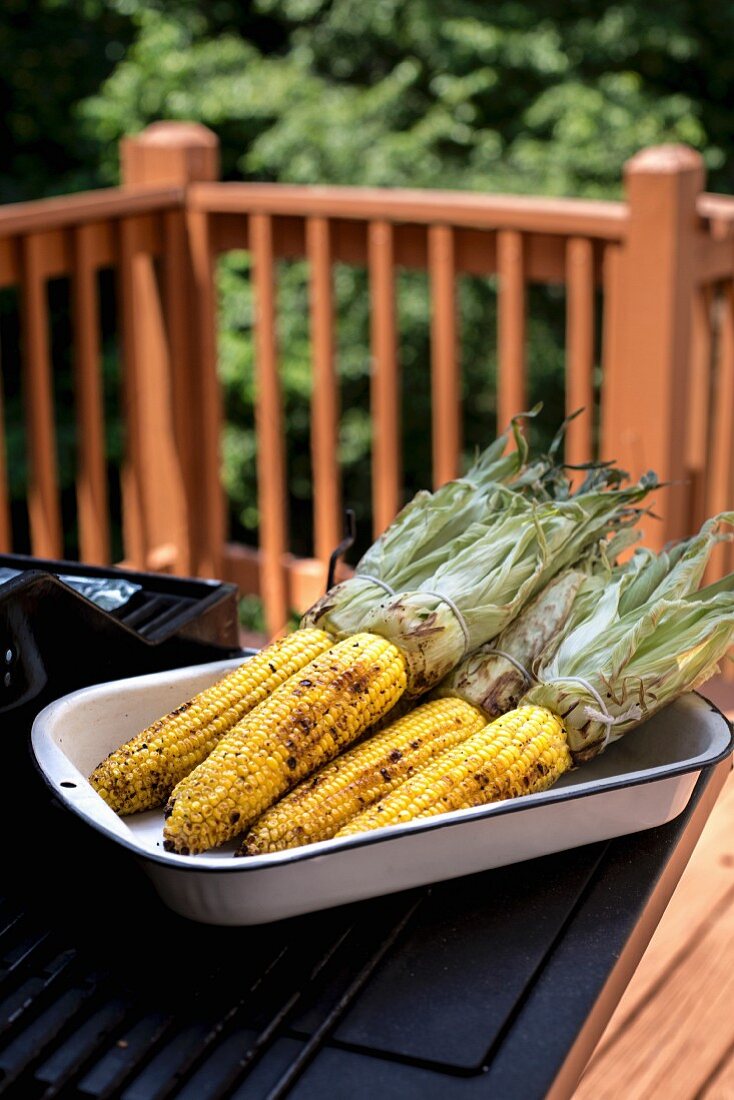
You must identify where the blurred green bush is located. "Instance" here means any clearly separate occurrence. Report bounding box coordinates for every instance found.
[2,0,731,557]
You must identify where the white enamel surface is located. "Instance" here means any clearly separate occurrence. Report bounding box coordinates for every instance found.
[31,658,732,925]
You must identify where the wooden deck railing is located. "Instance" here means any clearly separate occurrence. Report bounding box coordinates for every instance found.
[0,122,732,635]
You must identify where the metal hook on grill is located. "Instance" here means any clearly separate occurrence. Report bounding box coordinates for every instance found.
[326,509,356,592]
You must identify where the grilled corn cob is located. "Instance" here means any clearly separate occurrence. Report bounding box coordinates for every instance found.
[163,633,407,854]
[163,473,655,854]
[89,628,333,814]
[89,425,531,820]
[336,705,571,837]
[240,697,486,854]
[238,569,604,853]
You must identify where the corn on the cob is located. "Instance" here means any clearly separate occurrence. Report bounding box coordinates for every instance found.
[89,627,333,814]
[239,697,486,854]
[436,569,586,719]
[163,633,407,854]
[336,705,571,837]
[161,470,656,854]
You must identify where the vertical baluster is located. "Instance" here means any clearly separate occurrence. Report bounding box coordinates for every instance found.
[118,216,189,573]
[705,281,734,584]
[19,233,62,557]
[307,216,341,568]
[72,225,110,564]
[250,213,289,635]
[685,285,713,531]
[429,225,460,487]
[687,286,714,474]
[186,208,224,578]
[369,220,401,536]
[162,210,198,570]
[565,237,595,468]
[600,243,623,461]
[0,357,11,552]
[497,229,526,431]
[118,219,148,568]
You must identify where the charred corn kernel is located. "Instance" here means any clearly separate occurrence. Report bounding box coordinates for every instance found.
[337,705,571,837]
[89,628,333,814]
[239,697,486,854]
[163,633,407,854]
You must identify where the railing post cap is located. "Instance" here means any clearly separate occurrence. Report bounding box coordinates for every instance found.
[130,121,218,151]
[625,144,704,177]
[121,121,220,185]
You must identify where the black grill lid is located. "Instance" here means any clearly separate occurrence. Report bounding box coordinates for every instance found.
[0,554,240,757]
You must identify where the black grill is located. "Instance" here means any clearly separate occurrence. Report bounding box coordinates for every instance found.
[1,555,726,1099]
[1,830,606,1100]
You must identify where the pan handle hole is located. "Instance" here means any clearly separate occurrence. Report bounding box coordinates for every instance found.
[60,781,77,789]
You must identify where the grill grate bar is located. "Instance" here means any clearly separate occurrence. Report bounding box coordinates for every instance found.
[264,895,423,1100]
[129,924,356,1100]
[0,948,77,1042]
[0,903,26,943]
[136,599,199,640]
[34,996,132,1098]
[0,977,103,1096]
[239,926,354,1058]
[175,1027,258,1100]
[125,951,297,1100]
[0,930,54,989]
[70,914,359,1100]
[118,596,178,631]
[75,1011,176,1099]
[120,1022,212,1100]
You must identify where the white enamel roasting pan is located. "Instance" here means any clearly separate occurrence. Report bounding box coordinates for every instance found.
[31,656,733,925]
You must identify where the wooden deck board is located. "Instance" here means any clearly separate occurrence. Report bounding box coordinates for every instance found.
[574,685,734,1100]
[704,1042,734,1098]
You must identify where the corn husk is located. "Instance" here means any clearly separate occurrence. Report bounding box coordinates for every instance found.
[360,475,657,693]
[303,415,540,637]
[433,526,641,717]
[435,569,587,718]
[523,512,734,762]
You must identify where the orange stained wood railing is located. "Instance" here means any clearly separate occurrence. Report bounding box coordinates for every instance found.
[0,123,732,638]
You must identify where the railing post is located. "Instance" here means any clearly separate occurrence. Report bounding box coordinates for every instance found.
[603,145,704,548]
[120,122,223,577]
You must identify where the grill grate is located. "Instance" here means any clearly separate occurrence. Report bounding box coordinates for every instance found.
[116,593,199,640]
[0,834,608,1100]
[0,879,422,1099]
[1,766,724,1100]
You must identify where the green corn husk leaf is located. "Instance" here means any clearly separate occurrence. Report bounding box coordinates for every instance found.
[304,487,531,637]
[435,568,588,718]
[433,527,641,719]
[356,408,540,579]
[550,512,733,658]
[360,473,658,693]
[303,411,547,638]
[523,512,734,762]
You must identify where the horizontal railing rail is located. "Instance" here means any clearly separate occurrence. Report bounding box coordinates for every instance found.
[189,182,628,238]
[0,185,183,238]
[0,124,729,647]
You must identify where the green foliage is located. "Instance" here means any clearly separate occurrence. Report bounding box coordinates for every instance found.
[0,0,133,201]
[3,1,733,557]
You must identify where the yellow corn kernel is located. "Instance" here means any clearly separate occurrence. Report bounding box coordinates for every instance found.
[163,633,407,854]
[89,627,334,814]
[240,696,486,854]
[336,705,571,837]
